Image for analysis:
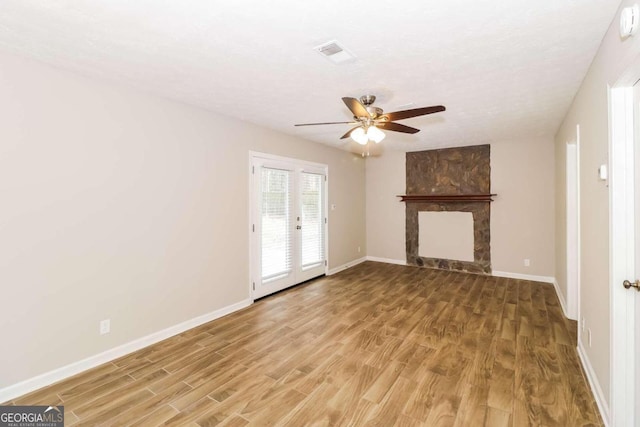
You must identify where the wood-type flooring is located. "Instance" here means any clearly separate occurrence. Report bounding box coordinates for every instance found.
[4,262,602,426]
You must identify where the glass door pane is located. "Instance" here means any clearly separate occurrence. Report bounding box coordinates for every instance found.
[300,172,324,269]
[261,167,292,282]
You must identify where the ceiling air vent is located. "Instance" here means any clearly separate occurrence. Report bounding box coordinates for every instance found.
[314,40,356,64]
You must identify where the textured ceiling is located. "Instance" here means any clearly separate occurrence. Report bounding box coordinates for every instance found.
[0,0,621,151]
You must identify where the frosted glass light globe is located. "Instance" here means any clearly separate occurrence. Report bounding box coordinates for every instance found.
[367,126,385,143]
[351,127,368,145]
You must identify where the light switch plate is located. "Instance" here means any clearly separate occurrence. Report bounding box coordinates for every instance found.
[598,164,608,181]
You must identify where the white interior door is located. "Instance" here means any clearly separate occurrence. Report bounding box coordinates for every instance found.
[634,83,640,424]
[611,82,640,426]
[251,154,327,299]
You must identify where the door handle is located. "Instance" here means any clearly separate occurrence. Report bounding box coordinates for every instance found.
[296,225,302,230]
[623,279,640,291]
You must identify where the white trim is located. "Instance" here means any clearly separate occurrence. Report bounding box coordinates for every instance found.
[578,341,611,426]
[553,279,572,320]
[327,256,367,275]
[491,270,555,283]
[576,125,582,326]
[365,256,407,266]
[0,299,252,403]
[248,152,255,300]
[324,169,330,278]
[566,136,580,321]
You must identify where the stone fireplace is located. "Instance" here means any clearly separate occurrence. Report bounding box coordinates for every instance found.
[402,145,493,274]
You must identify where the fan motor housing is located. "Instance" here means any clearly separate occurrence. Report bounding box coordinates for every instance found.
[366,106,383,118]
[359,95,382,118]
[360,95,376,106]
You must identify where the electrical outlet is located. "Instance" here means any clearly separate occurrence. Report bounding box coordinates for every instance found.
[100,319,111,335]
[357,246,361,253]
[587,328,592,347]
[524,259,530,267]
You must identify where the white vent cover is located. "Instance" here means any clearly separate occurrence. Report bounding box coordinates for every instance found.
[314,40,356,64]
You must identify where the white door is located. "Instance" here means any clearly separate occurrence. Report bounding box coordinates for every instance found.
[610,79,640,426]
[634,82,640,424]
[251,154,327,299]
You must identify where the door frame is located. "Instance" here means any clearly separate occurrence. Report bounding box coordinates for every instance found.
[248,151,329,301]
[609,64,640,425]
[566,132,580,321]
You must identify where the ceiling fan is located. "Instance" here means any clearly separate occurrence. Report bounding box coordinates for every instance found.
[294,95,445,145]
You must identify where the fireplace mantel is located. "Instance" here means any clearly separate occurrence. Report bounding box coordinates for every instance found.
[398,194,497,203]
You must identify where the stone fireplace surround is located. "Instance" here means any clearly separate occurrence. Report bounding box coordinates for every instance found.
[403,145,493,274]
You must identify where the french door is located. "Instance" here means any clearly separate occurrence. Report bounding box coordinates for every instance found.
[251,154,327,299]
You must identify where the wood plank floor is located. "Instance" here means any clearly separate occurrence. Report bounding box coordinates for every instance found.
[5,262,602,426]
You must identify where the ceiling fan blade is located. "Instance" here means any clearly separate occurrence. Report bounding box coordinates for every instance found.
[378,122,420,134]
[382,105,445,122]
[340,126,361,139]
[295,121,355,126]
[342,97,371,118]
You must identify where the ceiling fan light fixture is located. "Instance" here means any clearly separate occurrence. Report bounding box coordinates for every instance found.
[367,126,385,143]
[294,95,445,147]
[351,127,368,145]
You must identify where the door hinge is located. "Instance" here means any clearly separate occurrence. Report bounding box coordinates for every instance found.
[324,217,327,224]
[252,224,255,232]
[324,175,327,182]
[325,260,327,267]
[252,282,255,291]
[252,166,255,174]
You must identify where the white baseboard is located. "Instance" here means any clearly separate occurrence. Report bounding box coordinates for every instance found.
[365,256,407,266]
[492,270,555,283]
[577,341,610,426]
[492,271,574,320]
[552,279,572,320]
[0,299,252,403]
[327,256,367,275]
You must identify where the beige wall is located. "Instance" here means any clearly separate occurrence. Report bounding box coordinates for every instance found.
[366,139,555,277]
[0,51,366,389]
[491,138,555,276]
[554,1,640,406]
[365,150,406,261]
